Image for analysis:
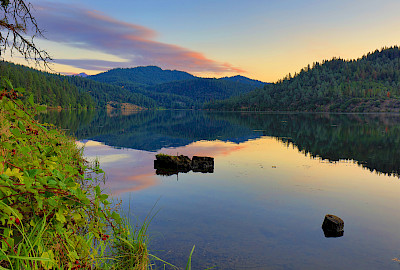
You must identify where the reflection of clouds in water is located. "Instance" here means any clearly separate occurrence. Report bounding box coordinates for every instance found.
[76,140,105,148]
[77,140,132,164]
[159,140,245,158]
[79,139,250,195]
[86,154,131,164]
[105,171,157,195]
[79,140,159,194]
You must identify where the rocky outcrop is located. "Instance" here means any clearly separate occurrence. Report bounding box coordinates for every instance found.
[191,156,214,173]
[154,154,214,175]
[322,214,344,238]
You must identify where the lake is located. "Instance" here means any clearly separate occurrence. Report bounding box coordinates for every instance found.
[40,110,400,269]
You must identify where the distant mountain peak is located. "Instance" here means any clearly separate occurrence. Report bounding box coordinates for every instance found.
[77,72,88,77]
[90,65,195,86]
[220,75,267,87]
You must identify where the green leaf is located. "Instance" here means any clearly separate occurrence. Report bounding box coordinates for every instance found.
[95,185,101,196]
[44,191,54,198]
[17,120,26,132]
[47,179,58,187]
[40,250,55,270]
[72,213,81,221]
[27,169,39,178]
[2,142,13,150]
[47,198,57,207]
[99,194,108,201]
[28,94,34,106]
[111,211,120,220]
[2,78,13,89]
[14,87,25,93]
[20,146,31,156]
[10,128,21,138]
[56,212,66,224]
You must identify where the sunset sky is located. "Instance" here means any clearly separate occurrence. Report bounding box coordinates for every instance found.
[16,0,400,82]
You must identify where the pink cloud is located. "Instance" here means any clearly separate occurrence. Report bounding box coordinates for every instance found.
[33,2,244,74]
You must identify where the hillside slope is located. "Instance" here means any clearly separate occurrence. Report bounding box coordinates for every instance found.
[0,61,157,109]
[145,78,259,106]
[89,66,196,86]
[206,46,400,112]
[88,66,266,109]
[0,61,94,108]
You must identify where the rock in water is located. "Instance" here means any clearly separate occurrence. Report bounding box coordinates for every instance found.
[322,214,344,238]
[154,154,215,175]
[154,154,191,174]
[191,156,214,173]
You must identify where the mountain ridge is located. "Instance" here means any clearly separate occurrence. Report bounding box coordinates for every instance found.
[205,46,400,112]
[88,66,266,108]
[89,65,267,87]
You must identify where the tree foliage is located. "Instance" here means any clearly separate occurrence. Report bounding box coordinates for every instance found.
[0,61,158,109]
[206,46,400,112]
[0,79,149,269]
[0,0,50,64]
[90,66,265,109]
[1,61,94,108]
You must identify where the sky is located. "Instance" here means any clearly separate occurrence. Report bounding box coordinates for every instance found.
[9,0,400,82]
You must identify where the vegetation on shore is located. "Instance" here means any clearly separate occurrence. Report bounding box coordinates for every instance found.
[6,46,400,112]
[0,79,149,269]
[0,61,157,109]
[0,62,94,109]
[205,46,400,112]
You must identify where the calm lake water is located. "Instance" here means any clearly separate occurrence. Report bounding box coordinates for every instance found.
[41,110,400,269]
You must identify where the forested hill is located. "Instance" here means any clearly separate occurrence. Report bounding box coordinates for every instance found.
[89,66,196,86]
[144,78,258,106]
[89,66,265,87]
[220,75,266,88]
[0,61,94,108]
[65,76,157,108]
[88,65,267,109]
[0,61,157,108]
[205,46,400,112]
[1,62,265,109]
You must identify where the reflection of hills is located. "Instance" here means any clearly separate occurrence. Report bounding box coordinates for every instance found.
[211,112,400,177]
[40,110,259,152]
[40,110,400,176]
[37,110,97,133]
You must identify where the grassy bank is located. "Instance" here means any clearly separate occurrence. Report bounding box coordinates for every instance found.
[0,79,149,269]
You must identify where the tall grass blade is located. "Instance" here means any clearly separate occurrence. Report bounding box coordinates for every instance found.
[185,245,195,270]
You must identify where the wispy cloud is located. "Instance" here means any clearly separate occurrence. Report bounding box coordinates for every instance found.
[34,2,244,74]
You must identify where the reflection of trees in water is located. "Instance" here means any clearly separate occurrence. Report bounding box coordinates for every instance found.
[37,110,97,133]
[40,110,400,177]
[39,110,257,151]
[211,112,400,177]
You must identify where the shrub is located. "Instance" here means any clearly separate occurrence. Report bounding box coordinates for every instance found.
[0,79,148,269]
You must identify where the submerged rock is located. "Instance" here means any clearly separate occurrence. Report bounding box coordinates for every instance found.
[322,214,344,238]
[323,230,344,238]
[154,154,191,174]
[191,156,214,173]
[154,154,214,175]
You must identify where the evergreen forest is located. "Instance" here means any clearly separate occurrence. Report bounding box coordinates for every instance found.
[0,62,265,109]
[5,47,400,112]
[205,47,400,112]
[89,66,266,109]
